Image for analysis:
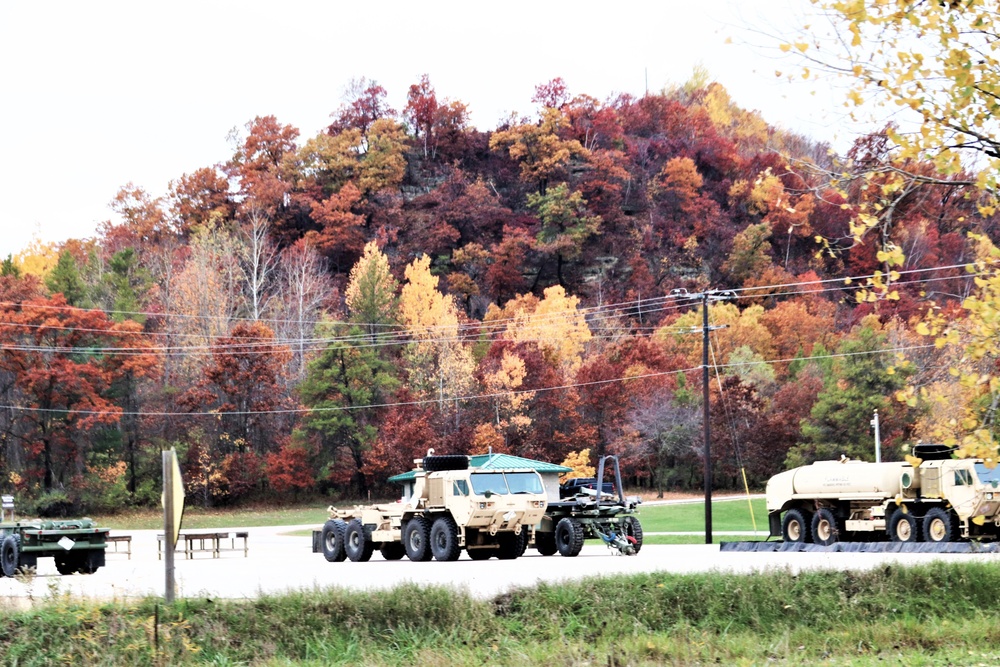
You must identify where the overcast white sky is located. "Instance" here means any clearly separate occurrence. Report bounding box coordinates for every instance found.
[0,0,860,259]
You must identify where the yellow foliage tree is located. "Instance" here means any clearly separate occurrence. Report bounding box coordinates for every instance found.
[900,234,1000,465]
[482,350,535,448]
[485,285,592,374]
[559,449,595,482]
[399,254,475,408]
[14,236,60,278]
[489,107,589,195]
[344,240,398,342]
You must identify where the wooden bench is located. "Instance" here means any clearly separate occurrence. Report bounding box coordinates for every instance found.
[157,531,249,559]
[106,534,132,559]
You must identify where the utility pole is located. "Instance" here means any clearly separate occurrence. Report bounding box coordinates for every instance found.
[702,292,712,545]
[672,289,732,544]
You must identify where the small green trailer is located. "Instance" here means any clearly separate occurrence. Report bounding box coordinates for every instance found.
[532,455,644,557]
[0,518,110,576]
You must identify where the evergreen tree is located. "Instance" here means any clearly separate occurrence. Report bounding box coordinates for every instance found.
[786,321,916,466]
[45,250,87,306]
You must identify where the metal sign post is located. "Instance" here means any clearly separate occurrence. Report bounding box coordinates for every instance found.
[162,448,184,604]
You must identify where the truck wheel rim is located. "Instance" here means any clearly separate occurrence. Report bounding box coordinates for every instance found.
[787,521,801,541]
[896,521,911,541]
[816,521,831,541]
[929,519,945,541]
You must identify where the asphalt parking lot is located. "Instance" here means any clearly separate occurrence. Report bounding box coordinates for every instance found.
[2,524,998,604]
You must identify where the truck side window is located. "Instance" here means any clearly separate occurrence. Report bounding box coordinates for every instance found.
[955,469,973,486]
[453,480,469,496]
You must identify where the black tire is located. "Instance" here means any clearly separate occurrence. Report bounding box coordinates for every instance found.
[535,532,557,556]
[923,507,958,543]
[554,517,585,557]
[77,552,100,575]
[888,507,921,543]
[403,516,432,561]
[54,554,77,576]
[321,519,348,562]
[782,509,811,544]
[344,519,374,562]
[622,516,643,554]
[811,508,841,546]
[422,455,469,472]
[496,532,521,560]
[1,534,19,577]
[379,542,406,561]
[430,516,461,561]
[515,529,529,557]
[467,548,493,560]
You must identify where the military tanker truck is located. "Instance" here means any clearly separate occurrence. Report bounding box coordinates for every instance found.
[767,443,1000,545]
[314,454,547,562]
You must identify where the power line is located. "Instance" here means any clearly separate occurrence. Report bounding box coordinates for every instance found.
[0,342,940,422]
[0,265,983,357]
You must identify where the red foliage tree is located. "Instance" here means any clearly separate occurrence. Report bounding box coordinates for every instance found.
[168,167,235,235]
[363,389,438,486]
[178,321,294,457]
[0,295,152,491]
[266,440,316,495]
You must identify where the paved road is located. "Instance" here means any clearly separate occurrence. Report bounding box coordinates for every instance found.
[1,524,997,604]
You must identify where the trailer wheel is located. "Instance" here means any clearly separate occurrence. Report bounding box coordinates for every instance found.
[535,532,557,556]
[888,508,921,543]
[379,542,406,561]
[403,517,432,561]
[782,509,811,544]
[321,519,348,562]
[77,552,100,575]
[1,535,19,577]
[430,516,461,561]
[422,455,469,472]
[923,507,957,543]
[555,517,585,557]
[622,516,644,554]
[811,508,841,546]
[54,554,77,575]
[344,519,374,562]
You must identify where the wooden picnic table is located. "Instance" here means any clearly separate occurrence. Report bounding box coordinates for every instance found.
[157,531,249,559]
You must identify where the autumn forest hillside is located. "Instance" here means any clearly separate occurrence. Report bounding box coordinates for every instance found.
[2,74,996,513]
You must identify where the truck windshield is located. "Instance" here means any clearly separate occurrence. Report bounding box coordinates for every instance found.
[976,463,1000,488]
[470,472,509,495]
[504,472,543,494]
[469,471,544,495]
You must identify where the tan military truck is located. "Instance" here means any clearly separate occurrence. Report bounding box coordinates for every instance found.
[767,443,1000,545]
[316,454,547,562]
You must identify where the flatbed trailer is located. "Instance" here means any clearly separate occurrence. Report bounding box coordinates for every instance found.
[0,518,110,576]
[532,455,643,557]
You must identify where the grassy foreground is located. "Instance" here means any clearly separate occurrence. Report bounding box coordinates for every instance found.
[2,562,1000,666]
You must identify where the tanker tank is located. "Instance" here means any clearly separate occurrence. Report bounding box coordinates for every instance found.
[788,460,911,496]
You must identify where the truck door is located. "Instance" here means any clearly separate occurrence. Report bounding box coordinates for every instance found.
[447,478,474,526]
[945,464,980,519]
